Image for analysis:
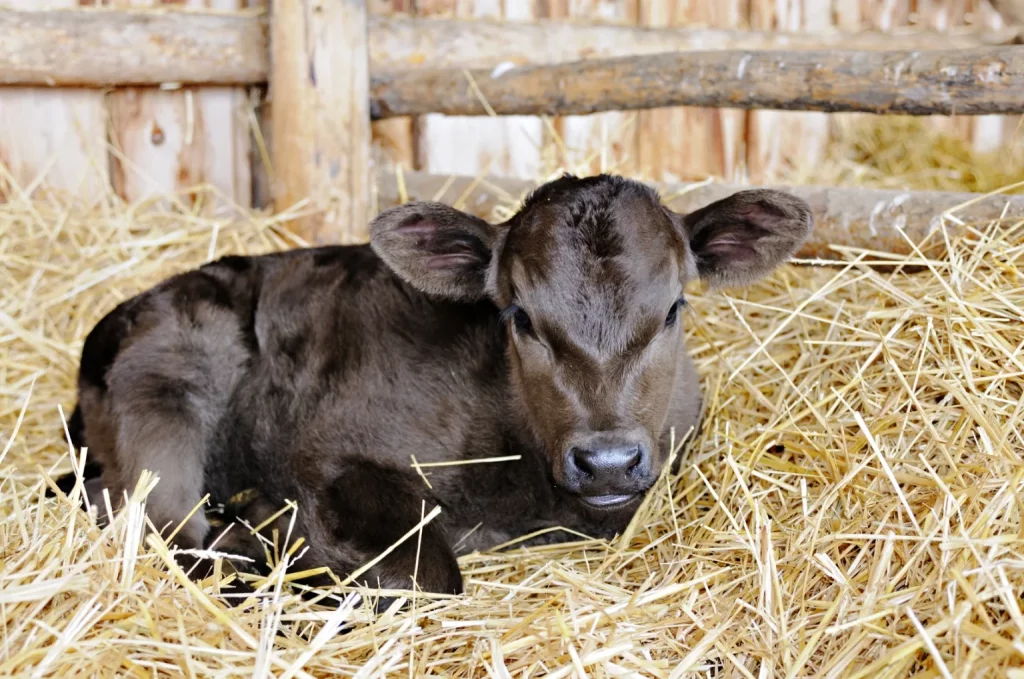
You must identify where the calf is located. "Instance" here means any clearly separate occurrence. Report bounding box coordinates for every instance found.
[63,174,811,600]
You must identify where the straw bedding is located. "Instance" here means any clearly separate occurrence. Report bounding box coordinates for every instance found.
[2,120,1024,678]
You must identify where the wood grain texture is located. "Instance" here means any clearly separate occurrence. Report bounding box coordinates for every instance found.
[371,14,1017,68]
[368,0,416,172]
[2,9,1018,87]
[543,0,639,177]
[377,169,1024,260]
[0,0,108,201]
[108,0,251,209]
[0,8,266,87]
[370,47,1024,119]
[636,0,747,183]
[413,0,544,182]
[746,0,830,183]
[270,0,372,243]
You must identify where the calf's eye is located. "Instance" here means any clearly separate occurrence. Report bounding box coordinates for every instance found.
[514,307,533,334]
[664,298,686,328]
[502,304,534,336]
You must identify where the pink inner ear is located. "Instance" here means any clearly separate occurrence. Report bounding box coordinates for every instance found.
[394,220,437,235]
[423,253,480,270]
[708,233,747,247]
[704,234,757,262]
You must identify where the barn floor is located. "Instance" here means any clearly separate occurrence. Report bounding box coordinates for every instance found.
[2,123,1024,677]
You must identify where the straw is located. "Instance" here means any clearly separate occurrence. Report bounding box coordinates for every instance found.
[1,116,1023,677]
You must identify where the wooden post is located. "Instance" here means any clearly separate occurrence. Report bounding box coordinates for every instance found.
[270,0,372,244]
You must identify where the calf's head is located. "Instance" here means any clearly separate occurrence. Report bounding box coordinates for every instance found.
[372,175,812,508]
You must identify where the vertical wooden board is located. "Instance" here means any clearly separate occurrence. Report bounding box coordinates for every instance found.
[545,0,641,175]
[109,0,251,209]
[245,0,273,209]
[861,0,912,29]
[968,0,1020,153]
[636,0,749,183]
[746,0,832,183]
[914,0,972,139]
[0,0,108,200]
[416,0,545,180]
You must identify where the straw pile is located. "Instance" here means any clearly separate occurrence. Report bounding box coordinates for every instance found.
[2,120,1024,678]
[783,116,1024,195]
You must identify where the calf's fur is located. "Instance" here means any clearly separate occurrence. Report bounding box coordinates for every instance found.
[59,174,812,600]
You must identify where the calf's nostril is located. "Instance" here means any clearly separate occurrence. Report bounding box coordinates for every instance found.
[626,446,643,474]
[571,447,595,477]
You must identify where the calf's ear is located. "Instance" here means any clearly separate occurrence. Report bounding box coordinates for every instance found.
[676,189,813,290]
[370,202,500,301]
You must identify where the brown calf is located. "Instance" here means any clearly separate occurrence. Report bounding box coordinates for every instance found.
[58,174,812,604]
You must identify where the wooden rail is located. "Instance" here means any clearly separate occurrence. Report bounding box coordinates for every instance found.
[371,47,1024,118]
[375,16,1020,69]
[0,8,1017,87]
[374,170,1024,260]
[0,8,267,87]
[4,6,1023,250]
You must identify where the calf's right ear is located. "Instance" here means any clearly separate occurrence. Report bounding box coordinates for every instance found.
[370,202,500,302]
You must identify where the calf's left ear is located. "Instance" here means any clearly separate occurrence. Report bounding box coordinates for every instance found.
[675,189,813,290]
[370,202,501,301]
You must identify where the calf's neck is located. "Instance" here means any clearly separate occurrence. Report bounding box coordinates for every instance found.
[63,174,812,600]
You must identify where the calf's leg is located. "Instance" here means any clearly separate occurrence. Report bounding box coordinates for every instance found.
[101,280,250,555]
[288,459,463,609]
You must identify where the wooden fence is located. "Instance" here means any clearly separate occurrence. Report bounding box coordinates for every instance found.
[1,2,1023,256]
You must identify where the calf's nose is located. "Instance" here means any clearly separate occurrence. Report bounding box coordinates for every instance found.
[564,438,651,494]
[572,444,642,480]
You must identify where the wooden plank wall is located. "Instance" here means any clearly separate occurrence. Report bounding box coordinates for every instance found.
[548,0,641,176]
[0,0,252,208]
[414,0,546,180]
[0,1,1019,206]
[384,0,1020,186]
[0,0,108,200]
[108,0,251,208]
[743,0,1018,183]
[636,0,749,182]
[368,0,546,180]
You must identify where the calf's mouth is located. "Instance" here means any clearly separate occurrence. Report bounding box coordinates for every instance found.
[578,493,641,509]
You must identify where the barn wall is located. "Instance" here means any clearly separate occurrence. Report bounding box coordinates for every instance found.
[392,0,1020,186]
[108,0,252,209]
[0,0,1019,206]
[0,0,108,201]
[0,0,253,209]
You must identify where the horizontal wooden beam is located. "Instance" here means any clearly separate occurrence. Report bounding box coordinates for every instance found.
[374,170,1024,260]
[0,8,1018,87]
[0,8,267,87]
[370,46,1024,118]
[373,16,1020,70]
